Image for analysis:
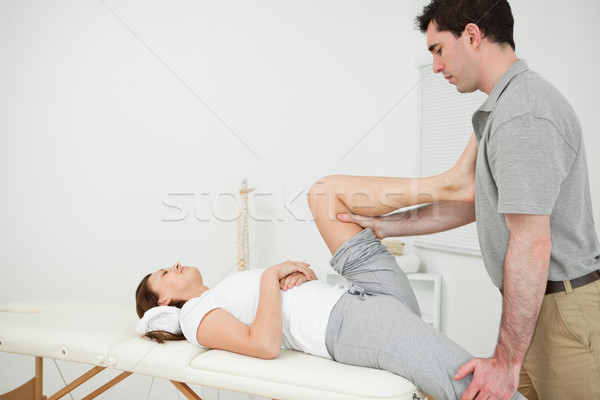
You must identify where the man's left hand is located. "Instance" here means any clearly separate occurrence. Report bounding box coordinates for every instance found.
[454,357,520,400]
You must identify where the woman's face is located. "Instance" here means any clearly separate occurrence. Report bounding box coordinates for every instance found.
[147,262,204,306]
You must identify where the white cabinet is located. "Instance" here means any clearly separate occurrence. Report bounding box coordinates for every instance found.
[407,273,441,330]
[326,272,442,330]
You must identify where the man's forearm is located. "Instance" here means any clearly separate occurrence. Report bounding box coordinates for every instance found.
[495,214,551,366]
[382,201,475,236]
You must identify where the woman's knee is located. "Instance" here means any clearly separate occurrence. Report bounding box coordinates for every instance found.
[307,175,346,212]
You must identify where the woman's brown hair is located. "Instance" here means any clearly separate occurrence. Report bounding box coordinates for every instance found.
[135,273,187,343]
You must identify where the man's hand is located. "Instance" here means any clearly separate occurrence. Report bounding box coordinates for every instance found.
[279,269,318,290]
[337,202,476,239]
[337,213,385,238]
[455,357,520,400]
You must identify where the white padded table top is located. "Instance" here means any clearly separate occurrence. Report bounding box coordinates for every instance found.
[107,336,209,379]
[190,349,421,400]
[0,299,139,366]
[0,299,424,400]
[108,341,422,400]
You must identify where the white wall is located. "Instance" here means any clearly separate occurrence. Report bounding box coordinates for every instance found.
[0,0,421,300]
[0,0,420,397]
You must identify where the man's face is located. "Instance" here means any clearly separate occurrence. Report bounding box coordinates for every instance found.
[426,22,479,93]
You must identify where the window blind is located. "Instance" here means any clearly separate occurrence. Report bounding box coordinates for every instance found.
[413,65,487,256]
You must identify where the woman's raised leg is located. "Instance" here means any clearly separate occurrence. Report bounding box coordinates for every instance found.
[307,133,477,255]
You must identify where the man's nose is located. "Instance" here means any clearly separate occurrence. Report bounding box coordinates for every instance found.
[432,58,444,74]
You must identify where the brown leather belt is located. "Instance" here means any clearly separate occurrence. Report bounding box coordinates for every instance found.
[545,270,600,294]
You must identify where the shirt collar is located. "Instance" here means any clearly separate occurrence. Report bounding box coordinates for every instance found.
[476,59,529,113]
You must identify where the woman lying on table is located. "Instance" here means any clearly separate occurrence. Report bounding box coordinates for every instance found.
[135,136,525,400]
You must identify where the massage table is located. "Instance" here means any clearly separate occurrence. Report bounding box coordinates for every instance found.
[0,299,426,400]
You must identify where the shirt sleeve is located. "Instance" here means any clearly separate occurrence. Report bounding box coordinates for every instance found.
[487,114,576,215]
[179,292,221,346]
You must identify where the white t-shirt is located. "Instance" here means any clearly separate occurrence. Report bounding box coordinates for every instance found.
[179,268,346,359]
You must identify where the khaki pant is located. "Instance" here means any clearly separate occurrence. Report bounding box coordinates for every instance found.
[518,279,600,399]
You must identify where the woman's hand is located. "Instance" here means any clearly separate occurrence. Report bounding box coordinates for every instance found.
[280,268,318,290]
[266,261,313,283]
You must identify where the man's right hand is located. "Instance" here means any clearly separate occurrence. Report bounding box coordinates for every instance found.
[336,213,384,238]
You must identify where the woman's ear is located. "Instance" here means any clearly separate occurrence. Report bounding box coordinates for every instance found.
[158,296,172,306]
[464,23,482,48]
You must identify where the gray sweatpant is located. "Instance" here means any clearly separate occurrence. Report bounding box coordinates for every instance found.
[324,228,526,400]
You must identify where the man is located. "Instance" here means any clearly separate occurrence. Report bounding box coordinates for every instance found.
[338,0,600,399]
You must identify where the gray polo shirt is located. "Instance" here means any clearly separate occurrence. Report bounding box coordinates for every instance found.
[472,60,600,288]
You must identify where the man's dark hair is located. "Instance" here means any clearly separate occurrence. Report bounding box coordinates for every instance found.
[416,0,515,50]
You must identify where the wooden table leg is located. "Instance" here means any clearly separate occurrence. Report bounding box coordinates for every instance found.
[0,357,47,400]
[46,366,104,400]
[35,357,43,400]
[170,381,203,400]
[0,357,136,400]
[81,371,132,400]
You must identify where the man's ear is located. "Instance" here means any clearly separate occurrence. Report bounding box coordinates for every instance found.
[158,296,172,306]
[464,23,482,47]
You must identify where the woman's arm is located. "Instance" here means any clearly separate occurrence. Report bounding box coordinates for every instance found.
[195,261,312,359]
